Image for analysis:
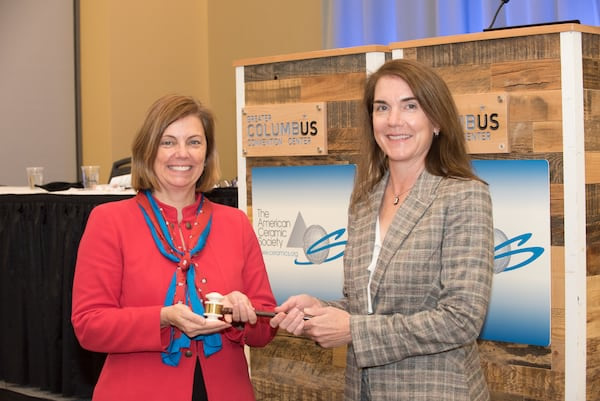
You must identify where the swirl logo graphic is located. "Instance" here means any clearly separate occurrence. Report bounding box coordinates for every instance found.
[494,228,544,274]
[286,218,544,271]
[287,212,346,265]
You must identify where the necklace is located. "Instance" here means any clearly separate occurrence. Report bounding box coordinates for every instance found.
[392,187,413,205]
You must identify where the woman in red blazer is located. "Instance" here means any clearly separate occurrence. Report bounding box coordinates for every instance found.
[72,94,277,401]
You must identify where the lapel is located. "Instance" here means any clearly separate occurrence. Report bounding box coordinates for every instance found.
[368,170,443,304]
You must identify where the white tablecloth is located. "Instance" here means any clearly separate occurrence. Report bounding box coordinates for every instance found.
[0,185,136,195]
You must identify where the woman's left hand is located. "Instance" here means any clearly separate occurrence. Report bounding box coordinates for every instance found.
[302,306,352,348]
[222,291,257,325]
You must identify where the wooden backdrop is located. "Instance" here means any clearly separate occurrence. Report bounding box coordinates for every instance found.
[234,24,600,401]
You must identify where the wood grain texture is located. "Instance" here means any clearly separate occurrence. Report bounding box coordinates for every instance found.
[243,53,368,83]
[550,183,564,217]
[245,78,302,105]
[586,152,600,184]
[507,121,534,153]
[506,91,562,122]
[251,332,345,401]
[588,241,600,277]
[241,28,600,401]
[439,65,492,93]
[412,34,560,67]
[587,275,600,399]
[584,89,600,122]
[587,337,600,401]
[245,74,365,105]
[551,246,566,312]
[300,73,365,101]
[583,58,600,90]
[482,361,564,401]
[477,341,551,369]
[491,60,561,91]
[532,121,563,153]
[582,32,600,60]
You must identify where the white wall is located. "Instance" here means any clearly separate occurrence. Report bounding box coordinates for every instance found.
[0,0,78,185]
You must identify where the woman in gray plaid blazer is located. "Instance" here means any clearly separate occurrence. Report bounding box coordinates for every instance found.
[270,59,494,401]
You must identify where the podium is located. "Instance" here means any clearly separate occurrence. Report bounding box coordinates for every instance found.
[388,23,599,401]
[234,45,387,400]
[234,23,600,401]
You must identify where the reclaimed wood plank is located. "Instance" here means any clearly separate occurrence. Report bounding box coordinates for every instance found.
[482,361,564,400]
[491,60,561,92]
[586,152,600,184]
[244,53,368,82]
[533,121,562,153]
[506,91,562,122]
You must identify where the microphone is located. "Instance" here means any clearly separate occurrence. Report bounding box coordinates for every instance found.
[486,0,510,30]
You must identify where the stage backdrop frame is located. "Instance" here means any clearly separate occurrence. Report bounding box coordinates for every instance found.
[234,23,600,401]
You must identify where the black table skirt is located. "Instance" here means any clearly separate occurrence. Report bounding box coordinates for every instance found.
[0,188,237,399]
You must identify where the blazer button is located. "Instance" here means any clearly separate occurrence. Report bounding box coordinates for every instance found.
[184,350,193,358]
[185,222,192,229]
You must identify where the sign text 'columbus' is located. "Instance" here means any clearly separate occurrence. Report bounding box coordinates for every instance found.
[241,102,327,157]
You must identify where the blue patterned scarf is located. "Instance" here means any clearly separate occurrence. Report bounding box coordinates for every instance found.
[137,190,222,366]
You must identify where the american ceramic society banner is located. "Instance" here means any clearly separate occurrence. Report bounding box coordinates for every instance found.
[251,160,550,347]
[251,164,355,305]
[474,159,551,346]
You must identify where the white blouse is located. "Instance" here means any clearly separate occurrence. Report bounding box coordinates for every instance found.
[366,217,382,314]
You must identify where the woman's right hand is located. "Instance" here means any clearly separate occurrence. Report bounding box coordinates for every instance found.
[269,294,321,336]
[160,303,230,337]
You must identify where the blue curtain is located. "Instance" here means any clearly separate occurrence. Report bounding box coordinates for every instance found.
[323,0,600,48]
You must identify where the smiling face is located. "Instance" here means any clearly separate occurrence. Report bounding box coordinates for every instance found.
[153,114,207,200]
[372,75,438,170]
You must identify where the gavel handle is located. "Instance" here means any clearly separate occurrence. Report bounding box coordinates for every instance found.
[221,307,274,317]
[221,307,311,320]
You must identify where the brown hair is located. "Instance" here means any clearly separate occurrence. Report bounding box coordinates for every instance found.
[351,58,480,209]
[131,94,220,192]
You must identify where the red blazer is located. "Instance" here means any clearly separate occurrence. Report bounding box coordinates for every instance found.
[72,195,277,401]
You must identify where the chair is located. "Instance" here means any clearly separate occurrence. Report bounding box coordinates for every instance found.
[109,157,131,180]
[109,157,132,187]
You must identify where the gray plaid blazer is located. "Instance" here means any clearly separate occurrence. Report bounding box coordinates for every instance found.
[328,170,493,401]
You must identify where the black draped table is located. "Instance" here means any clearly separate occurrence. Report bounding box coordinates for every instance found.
[0,187,237,399]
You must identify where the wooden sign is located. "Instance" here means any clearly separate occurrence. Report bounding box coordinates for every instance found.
[241,102,327,157]
[454,93,510,154]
